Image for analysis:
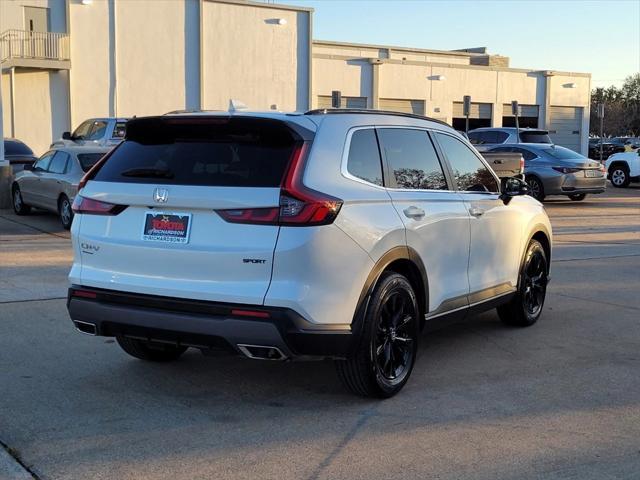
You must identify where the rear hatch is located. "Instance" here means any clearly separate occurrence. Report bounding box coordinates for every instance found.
[74,115,312,304]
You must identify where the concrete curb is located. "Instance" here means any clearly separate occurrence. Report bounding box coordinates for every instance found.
[0,445,35,480]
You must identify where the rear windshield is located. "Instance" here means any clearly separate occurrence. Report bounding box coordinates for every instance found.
[78,153,106,172]
[92,117,300,187]
[541,146,584,160]
[519,131,552,143]
[5,140,33,156]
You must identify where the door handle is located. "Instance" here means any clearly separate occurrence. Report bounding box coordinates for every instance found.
[469,207,485,217]
[403,206,425,219]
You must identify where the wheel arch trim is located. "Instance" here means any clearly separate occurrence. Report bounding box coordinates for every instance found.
[351,246,429,335]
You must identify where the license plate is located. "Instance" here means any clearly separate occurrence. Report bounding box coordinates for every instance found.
[142,212,192,244]
[585,169,602,178]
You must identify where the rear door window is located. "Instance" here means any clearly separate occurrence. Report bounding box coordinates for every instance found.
[435,133,498,193]
[347,129,383,186]
[511,147,538,161]
[93,117,302,187]
[48,151,69,174]
[378,128,448,190]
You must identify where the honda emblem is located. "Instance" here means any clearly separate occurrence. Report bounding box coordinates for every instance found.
[153,188,169,203]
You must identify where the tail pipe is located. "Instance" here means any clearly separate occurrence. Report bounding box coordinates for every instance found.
[74,320,97,336]
[237,344,287,361]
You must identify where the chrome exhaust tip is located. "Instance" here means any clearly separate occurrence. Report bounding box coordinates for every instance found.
[74,320,97,336]
[237,344,287,361]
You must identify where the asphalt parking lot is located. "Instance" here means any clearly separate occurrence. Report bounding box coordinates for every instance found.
[1,187,639,480]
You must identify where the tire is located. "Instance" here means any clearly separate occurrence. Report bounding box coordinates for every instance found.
[116,336,187,362]
[525,175,545,202]
[609,165,630,188]
[335,272,419,398]
[497,239,548,327]
[12,185,31,215]
[569,193,586,201]
[59,195,74,230]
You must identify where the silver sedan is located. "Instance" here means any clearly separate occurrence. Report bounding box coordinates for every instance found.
[11,146,111,229]
[488,144,606,202]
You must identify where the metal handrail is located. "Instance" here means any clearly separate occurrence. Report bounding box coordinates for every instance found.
[0,29,70,62]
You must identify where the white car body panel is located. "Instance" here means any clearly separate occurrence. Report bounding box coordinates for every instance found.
[76,181,282,304]
[606,152,640,177]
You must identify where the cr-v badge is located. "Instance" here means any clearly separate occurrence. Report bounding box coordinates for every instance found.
[153,188,169,203]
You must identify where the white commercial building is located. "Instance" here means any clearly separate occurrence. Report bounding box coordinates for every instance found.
[1,0,590,157]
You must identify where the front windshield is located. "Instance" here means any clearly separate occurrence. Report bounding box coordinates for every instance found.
[541,146,584,160]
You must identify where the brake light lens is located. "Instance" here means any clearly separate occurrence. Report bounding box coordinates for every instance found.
[216,142,342,226]
[231,309,271,319]
[552,167,581,174]
[72,196,127,215]
[70,289,97,299]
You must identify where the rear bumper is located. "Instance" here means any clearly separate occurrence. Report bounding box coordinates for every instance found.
[67,286,353,360]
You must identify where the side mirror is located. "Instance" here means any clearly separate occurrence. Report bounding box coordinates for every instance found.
[23,163,34,171]
[500,176,529,204]
[62,131,72,140]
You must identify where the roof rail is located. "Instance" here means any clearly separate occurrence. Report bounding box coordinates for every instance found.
[304,108,451,128]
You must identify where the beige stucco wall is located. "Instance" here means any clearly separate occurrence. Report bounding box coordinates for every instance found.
[549,74,590,107]
[202,1,310,111]
[68,0,111,126]
[114,0,189,116]
[313,58,371,101]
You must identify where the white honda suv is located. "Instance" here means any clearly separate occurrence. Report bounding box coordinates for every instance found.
[67,110,552,398]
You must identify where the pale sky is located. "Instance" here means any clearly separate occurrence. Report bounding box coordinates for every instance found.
[278,0,640,89]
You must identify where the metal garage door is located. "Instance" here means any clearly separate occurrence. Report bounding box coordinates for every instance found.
[502,104,539,118]
[379,98,425,115]
[452,102,492,119]
[317,96,368,109]
[548,106,582,152]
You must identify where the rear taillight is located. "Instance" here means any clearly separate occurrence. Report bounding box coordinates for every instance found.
[72,196,127,215]
[552,167,581,174]
[217,142,342,226]
[70,289,97,299]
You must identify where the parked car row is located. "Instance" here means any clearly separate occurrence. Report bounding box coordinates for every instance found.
[467,127,607,201]
[588,137,639,161]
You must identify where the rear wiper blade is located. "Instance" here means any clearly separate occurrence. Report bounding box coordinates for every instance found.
[121,168,174,178]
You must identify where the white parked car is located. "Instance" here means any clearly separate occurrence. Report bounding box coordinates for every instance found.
[605,151,640,188]
[67,110,552,398]
[51,118,128,149]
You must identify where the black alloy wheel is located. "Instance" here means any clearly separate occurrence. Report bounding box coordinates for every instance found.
[374,289,416,383]
[498,239,548,327]
[336,272,419,398]
[525,176,545,202]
